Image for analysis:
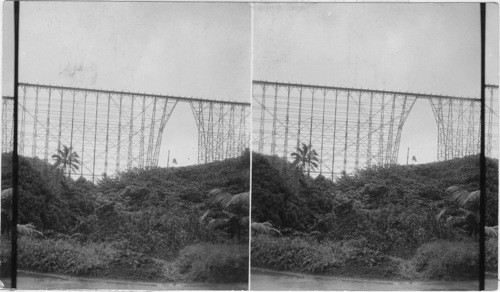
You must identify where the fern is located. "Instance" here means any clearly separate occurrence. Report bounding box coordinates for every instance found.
[251,221,281,235]
[17,223,43,237]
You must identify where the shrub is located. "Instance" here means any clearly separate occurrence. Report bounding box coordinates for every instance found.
[17,237,164,280]
[252,235,402,277]
[0,238,11,277]
[177,243,248,283]
[251,235,343,273]
[106,249,164,280]
[411,240,478,280]
[18,237,114,276]
[486,236,497,272]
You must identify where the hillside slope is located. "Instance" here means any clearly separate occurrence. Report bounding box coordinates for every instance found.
[1,151,249,282]
[251,153,498,279]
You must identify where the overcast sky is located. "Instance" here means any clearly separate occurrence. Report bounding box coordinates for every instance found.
[2,1,251,167]
[254,3,498,164]
[2,2,498,169]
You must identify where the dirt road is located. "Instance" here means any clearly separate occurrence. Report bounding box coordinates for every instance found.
[1,270,248,290]
[250,268,498,291]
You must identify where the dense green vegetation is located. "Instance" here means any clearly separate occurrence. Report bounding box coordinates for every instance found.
[251,152,498,280]
[1,150,249,283]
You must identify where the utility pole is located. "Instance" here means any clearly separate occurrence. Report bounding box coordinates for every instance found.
[406,147,409,165]
[167,150,170,168]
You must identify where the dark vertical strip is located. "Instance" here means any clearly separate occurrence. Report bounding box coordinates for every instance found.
[479,3,486,290]
[12,1,20,287]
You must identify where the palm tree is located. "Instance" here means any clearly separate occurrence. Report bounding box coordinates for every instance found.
[437,186,497,238]
[52,145,80,178]
[291,143,319,176]
[200,189,249,241]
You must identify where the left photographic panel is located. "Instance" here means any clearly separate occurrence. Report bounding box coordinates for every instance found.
[1,1,251,289]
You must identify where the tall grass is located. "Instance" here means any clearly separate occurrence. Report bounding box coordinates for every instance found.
[486,236,498,272]
[18,237,115,276]
[411,240,479,280]
[255,235,404,277]
[251,235,343,273]
[18,237,164,279]
[177,243,248,283]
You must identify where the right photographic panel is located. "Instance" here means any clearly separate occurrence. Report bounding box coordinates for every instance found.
[250,3,498,290]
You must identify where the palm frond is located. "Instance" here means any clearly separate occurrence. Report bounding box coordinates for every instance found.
[485,226,498,237]
[213,191,233,207]
[208,189,224,197]
[446,186,480,206]
[251,221,281,235]
[222,210,238,219]
[199,210,213,224]
[240,216,249,227]
[445,215,466,228]
[227,192,249,208]
[1,188,12,200]
[17,223,43,236]
[436,209,447,221]
[207,218,229,230]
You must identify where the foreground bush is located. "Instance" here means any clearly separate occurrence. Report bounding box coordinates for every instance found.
[486,236,498,272]
[18,237,164,280]
[412,240,478,280]
[177,243,248,283]
[0,238,11,277]
[252,235,402,278]
[251,235,342,273]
